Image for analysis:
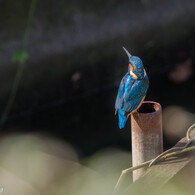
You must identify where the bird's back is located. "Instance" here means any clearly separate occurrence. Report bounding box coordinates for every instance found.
[122,74,149,113]
[115,74,149,129]
[115,73,134,111]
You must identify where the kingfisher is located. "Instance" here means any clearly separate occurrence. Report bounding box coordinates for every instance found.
[115,47,149,129]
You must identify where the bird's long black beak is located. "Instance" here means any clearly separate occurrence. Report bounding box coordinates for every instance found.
[122,47,132,59]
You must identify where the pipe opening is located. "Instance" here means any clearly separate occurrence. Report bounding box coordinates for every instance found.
[137,102,160,114]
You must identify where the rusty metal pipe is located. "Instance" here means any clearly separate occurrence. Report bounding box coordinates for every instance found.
[131,101,163,181]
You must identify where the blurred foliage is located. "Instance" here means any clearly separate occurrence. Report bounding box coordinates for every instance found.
[0,134,130,195]
[163,106,195,143]
[0,0,37,127]
[0,133,194,195]
[12,50,29,64]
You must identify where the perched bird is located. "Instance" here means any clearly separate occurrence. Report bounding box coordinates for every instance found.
[115,47,149,129]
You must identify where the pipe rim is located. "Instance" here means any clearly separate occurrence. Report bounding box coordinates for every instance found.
[136,101,161,115]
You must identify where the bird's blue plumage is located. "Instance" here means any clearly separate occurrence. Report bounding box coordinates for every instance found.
[123,75,149,112]
[115,73,134,110]
[115,48,149,129]
[130,56,145,80]
[118,109,127,129]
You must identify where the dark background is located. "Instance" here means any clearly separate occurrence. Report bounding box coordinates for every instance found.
[0,0,195,158]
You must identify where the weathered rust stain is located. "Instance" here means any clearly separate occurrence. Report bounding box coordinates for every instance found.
[131,101,163,181]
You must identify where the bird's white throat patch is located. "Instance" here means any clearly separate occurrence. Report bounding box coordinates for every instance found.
[130,70,138,79]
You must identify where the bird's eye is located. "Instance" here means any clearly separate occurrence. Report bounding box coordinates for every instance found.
[129,64,133,71]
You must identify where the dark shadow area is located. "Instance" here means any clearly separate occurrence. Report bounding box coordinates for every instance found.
[0,0,195,158]
[137,102,160,113]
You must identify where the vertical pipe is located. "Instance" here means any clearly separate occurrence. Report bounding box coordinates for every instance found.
[131,101,163,181]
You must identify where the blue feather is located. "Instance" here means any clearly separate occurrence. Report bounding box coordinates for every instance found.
[115,73,134,110]
[118,110,127,129]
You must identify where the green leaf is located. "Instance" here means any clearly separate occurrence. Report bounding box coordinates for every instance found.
[12,50,29,64]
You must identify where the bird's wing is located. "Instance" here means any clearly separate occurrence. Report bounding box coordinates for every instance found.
[122,75,149,113]
[115,73,134,111]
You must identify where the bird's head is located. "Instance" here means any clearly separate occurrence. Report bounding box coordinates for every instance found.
[123,47,145,80]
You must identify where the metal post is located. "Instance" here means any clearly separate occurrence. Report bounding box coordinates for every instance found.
[131,101,163,181]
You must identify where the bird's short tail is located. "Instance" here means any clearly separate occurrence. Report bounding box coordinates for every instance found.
[118,110,127,129]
